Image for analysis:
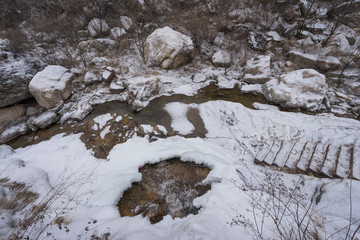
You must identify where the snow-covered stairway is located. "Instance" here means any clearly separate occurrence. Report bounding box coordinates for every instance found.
[254,139,360,180]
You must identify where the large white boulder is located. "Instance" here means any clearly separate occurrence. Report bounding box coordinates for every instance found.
[88,18,110,37]
[144,27,194,70]
[29,65,73,109]
[263,69,328,111]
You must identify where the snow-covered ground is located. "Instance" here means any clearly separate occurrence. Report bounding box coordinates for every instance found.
[1,99,360,240]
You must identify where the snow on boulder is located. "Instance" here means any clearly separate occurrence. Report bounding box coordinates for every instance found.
[211,50,231,68]
[29,65,74,109]
[144,27,194,70]
[88,18,110,37]
[243,55,271,84]
[84,71,101,85]
[0,51,35,108]
[287,51,341,73]
[59,100,92,124]
[263,69,328,111]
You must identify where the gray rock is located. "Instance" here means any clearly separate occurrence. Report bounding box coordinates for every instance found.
[248,32,267,51]
[92,38,116,51]
[0,105,27,134]
[287,51,341,73]
[0,122,28,144]
[0,145,14,159]
[26,111,59,130]
[0,52,36,108]
[59,100,92,124]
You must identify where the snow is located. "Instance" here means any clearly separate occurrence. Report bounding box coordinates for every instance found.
[211,50,231,67]
[241,83,263,93]
[165,102,196,135]
[157,125,168,135]
[29,65,71,91]
[1,98,360,239]
[93,113,113,129]
[141,124,153,134]
[253,102,279,111]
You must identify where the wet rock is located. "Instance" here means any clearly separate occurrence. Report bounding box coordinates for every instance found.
[144,27,194,69]
[29,65,74,109]
[118,159,211,224]
[0,105,27,134]
[243,55,271,84]
[88,18,110,37]
[263,69,328,111]
[0,122,28,144]
[211,50,231,68]
[59,100,93,124]
[26,106,43,117]
[26,111,59,131]
[0,52,35,108]
[248,32,267,51]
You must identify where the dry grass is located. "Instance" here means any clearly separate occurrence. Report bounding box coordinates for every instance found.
[0,178,39,211]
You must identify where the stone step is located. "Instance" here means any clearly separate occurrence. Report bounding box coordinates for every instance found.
[352,143,360,180]
[335,145,352,179]
[273,141,295,167]
[296,140,319,172]
[263,141,282,165]
[255,142,272,163]
[285,139,307,169]
[254,138,358,180]
[320,144,341,178]
[308,141,328,174]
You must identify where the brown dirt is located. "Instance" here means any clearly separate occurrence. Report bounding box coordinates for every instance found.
[117,158,211,224]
